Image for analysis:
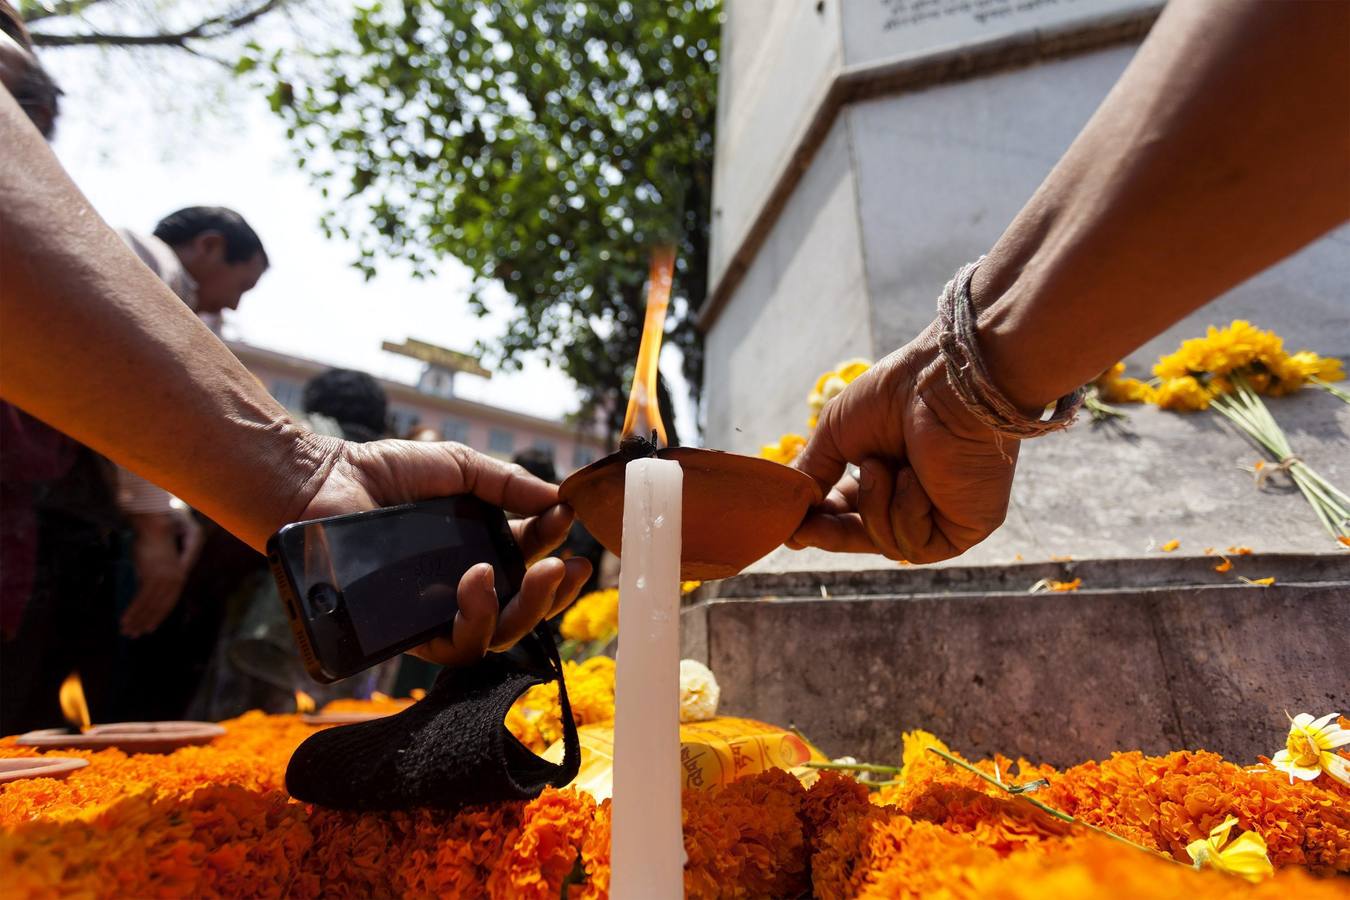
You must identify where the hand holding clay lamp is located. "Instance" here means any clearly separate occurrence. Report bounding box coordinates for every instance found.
[559,246,821,580]
[16,672,224,754]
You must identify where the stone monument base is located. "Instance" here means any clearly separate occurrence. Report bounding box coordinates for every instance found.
[679,554,1348,768]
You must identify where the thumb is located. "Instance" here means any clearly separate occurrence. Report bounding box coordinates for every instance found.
[793,415,849,498]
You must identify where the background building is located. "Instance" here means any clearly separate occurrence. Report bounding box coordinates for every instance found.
[229,340,608,476]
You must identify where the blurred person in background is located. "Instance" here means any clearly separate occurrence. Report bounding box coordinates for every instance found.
[98,208,270,721]
[1,7,281,727]
[113,206,270,644]
[0,4,123,734]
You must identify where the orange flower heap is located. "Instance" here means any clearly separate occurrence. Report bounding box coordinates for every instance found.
[4,707,1349,897]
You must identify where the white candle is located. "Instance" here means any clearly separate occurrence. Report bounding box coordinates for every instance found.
[610,457,684,899]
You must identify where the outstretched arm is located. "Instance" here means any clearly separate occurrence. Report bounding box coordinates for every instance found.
[0,88,329,549]
[0,90,590,661]
[792,0,1350,563]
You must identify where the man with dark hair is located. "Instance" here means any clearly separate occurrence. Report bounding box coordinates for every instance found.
[119,206,269,321]
[110,207,270,638]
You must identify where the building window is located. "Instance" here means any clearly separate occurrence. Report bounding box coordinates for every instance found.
[389,406,420,438]
[442,417,470,445]
[271,379,303,411]
[572,444,597,468]
[488,428,515,455]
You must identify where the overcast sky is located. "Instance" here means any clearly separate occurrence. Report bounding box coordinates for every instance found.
[37,39,696,433]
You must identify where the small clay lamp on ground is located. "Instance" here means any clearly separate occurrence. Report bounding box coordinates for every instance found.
[0,757,88,784]
[16,722,226,754]
[16,673,225,754]
[560,436,823,581]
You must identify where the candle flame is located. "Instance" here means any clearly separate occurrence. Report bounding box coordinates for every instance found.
[294,690,317,714]
[60,672,92,733]
[621,245,676,446]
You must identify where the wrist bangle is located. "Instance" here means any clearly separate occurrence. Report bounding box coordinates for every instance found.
[935,258,1084,451]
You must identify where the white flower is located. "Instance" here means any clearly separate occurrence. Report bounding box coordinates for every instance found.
[679,659,720,723]
[1270,712,1350,787]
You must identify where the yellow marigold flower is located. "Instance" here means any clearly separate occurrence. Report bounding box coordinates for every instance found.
[1185,815,1274,882]
[1160,539,1180,552]
[1213,557,1233,573]
[1275,350,1346,385]
[807,359,872,415]
[1271,712,1350,787]
[759,433,806,465]
[681,580,702,594]
[560,588,619,643]
[1048,578,1081,592]
[1152,376,1212,411]
[834,359,871,383]
[506,657,617,753]
[899,729,951,783]
[1093,362,1155,404]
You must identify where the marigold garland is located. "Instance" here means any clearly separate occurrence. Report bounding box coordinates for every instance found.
[1093,320,1344,412]
[3,709,1348,897]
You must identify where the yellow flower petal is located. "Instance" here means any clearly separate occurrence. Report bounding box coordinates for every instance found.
[1214,831,1275,882]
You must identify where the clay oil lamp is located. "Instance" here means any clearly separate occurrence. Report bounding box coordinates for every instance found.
[0,757,88,784]
[559,247,822,580]
[16,672,224,754]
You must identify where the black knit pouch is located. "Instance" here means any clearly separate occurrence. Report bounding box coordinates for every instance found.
[285,626,580,811]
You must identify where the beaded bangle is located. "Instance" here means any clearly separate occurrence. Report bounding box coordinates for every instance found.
[935,258,1084,451]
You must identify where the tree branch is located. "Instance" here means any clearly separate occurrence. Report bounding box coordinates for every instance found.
[20,0,112,25]
[29,0,287,49]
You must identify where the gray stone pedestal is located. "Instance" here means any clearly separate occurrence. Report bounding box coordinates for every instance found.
[680,556,1349,768]
[701,1,1350,559]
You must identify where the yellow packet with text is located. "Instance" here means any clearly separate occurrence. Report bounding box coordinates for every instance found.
[542,716,827,800]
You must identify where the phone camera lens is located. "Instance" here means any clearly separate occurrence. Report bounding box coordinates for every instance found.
[307,582,342,615]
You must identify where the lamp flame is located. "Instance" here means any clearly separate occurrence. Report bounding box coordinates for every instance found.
[621,245,676,446]
[294,690,317,714]
[60,671,92,733]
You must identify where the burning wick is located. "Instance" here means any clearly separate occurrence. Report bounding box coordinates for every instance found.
[294,690,317,715]
[620,245,676,447]
[60,672,92,733]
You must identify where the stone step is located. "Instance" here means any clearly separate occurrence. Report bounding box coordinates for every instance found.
[680,562,1348,768]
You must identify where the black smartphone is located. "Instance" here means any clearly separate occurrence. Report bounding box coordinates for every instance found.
[267,495,525,683]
